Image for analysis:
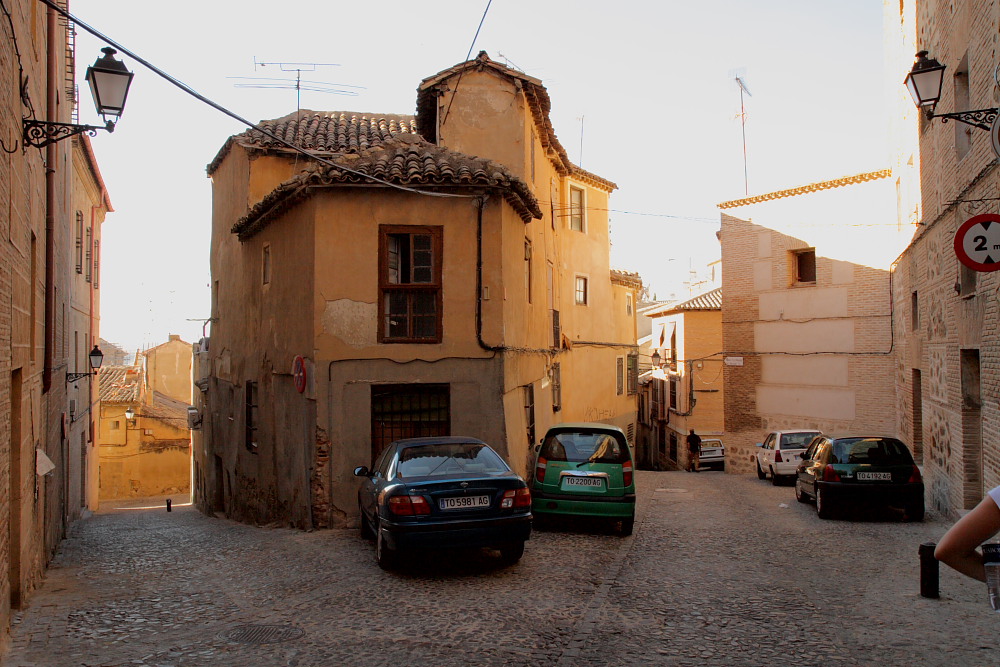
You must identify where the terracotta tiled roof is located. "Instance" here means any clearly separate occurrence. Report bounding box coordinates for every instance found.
[717,169,892,209]
[145,391,189,424]
[209,54,616,193]
[98,366,140,403]
[664,287,722,313]
[232,134,543,240]
[207,111,418,174]
[610,269,643,290]
[417,52,616,192]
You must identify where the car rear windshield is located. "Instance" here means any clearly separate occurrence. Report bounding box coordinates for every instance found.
[829,438,913,466]
[397,443,509,478]
[780,432,819,449]
[539,431,629,464]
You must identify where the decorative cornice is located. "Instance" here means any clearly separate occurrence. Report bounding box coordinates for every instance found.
[717,169,892,210]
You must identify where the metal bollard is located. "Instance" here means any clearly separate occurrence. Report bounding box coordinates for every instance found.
[166,498,172,512]
[919,541,939,599]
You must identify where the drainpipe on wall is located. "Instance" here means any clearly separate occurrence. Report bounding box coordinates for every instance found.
[475,195,502,353]
[43,6,58,392]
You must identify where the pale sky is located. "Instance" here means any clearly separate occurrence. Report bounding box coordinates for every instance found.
[73,0,889,353]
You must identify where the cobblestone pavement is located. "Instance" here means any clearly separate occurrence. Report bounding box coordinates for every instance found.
[4,472,999,666]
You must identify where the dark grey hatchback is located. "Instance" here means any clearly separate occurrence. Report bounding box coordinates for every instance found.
[794,435,924,521]
[354,436,532,570]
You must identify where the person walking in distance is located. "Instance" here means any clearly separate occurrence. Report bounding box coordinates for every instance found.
[686,429,702,472]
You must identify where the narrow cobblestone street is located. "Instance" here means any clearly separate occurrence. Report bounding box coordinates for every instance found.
[4,471,998,666]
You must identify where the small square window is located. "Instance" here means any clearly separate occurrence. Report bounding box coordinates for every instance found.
[575,276,588,305]
[792,249,816,284]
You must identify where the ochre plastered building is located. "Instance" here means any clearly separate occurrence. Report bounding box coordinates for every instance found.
[98,336,192,500]
[200,52,640,529]
[638,288,724,470]
[890,0,1000,517]
[69,135,111,516]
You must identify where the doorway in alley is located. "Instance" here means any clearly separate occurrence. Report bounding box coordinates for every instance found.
[370,384,450,464]
[960,349,982,509]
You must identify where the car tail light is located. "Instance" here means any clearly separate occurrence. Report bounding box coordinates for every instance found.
[908,465,922,484]
[822,465,841,483]
[388,495,431,516]
[535,456,547,483]
[623,461,633,487]
[502,488,532,509]
[774,450,783,463]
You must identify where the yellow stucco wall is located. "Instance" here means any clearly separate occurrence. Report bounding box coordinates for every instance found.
[98,405,191,499]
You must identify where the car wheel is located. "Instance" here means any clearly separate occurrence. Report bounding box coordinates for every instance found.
[816,488,834,520]
[619,517,635,536]
[795,482,809,504]
[770,467,781,486]
[359,506,374,540]
[756,461,766,480]
[906,502,925,522]
[499,541,525,564]
[375,522,397,570]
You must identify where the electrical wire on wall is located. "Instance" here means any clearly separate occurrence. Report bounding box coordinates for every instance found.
[35,0,476,201]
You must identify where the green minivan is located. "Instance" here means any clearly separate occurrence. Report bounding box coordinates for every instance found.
[530,423,636,535]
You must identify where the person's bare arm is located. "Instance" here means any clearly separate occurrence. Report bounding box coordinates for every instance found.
[935,496,1000,582]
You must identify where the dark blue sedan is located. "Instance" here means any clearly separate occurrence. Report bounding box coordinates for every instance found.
[354,436,532,570]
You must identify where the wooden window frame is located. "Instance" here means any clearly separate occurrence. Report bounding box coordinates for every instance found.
[575,275,589,306]
[378,225,443,344]
[569,185,586,232]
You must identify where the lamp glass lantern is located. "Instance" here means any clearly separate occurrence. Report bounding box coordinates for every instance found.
[85,47,134,125]
[88,345,104,372]
[651,350,661,369]
[904,50,946,111]
[125,407,135,421]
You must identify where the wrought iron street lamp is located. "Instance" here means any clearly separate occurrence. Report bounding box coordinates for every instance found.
[24,47,134,148]
[651,350,661,369]
[124,407,135,421]
[904,51,998,131]
[66,345,104,383]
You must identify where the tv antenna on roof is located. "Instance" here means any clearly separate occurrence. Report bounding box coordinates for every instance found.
[230,58,366,145]
[732,71,752,196]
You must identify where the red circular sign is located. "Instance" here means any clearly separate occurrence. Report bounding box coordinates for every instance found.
[292,356,307,393]
[954,214,1000,272]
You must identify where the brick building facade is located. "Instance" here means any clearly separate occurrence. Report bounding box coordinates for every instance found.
[890,0,1000,517]
[718,172,911,474]
[1,1,107,648]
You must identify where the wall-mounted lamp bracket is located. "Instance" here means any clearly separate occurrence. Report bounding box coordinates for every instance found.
[22,119,114,149]
[929,107,999,131]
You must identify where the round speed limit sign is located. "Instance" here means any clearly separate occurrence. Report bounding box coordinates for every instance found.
[954,214,1000,272]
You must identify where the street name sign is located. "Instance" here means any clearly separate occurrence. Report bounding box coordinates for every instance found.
[954,213,1000,272]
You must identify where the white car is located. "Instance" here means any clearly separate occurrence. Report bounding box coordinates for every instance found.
[755,430,821,485]
[699,438,725,470]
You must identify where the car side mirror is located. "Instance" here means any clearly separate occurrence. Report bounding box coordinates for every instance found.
[800,453,808,460]
[353,466,371,477]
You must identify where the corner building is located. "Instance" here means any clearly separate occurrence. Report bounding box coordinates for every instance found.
[200,53,640,529]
